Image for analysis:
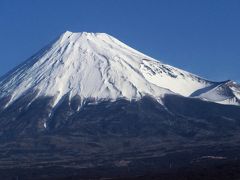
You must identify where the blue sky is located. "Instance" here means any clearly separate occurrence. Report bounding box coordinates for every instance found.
[0,0,239,82]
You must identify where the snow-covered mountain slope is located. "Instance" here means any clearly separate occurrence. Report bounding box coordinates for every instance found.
[191,80,240,105]
[140,59,212,96]
[0,31,239,108]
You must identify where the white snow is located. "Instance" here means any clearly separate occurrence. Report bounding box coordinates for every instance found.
[195,80,240,105]
[0,31,239,107]
[140,59,213,96]
[44,122,47,129]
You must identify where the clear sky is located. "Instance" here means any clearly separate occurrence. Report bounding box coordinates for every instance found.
[0,0,239,82]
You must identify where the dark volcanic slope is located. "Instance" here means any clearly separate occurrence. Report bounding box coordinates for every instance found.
[0,94,240,179]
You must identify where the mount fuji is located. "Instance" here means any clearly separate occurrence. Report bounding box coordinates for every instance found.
[0,31,239,110]
[0,31,240,179]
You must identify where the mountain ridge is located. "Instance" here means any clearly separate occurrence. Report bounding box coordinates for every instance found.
[0,31,239,108]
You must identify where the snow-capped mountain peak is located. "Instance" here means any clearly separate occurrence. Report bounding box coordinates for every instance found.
[0,31,239,108]
[0,31,168,107]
